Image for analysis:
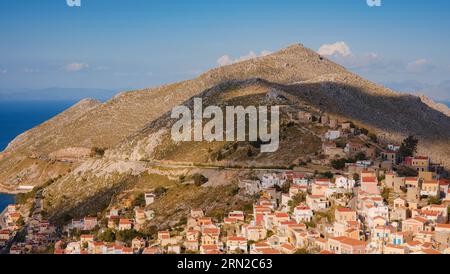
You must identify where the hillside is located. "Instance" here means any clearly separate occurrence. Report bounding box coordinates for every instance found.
[0,44,348,190]
[0,43,449,220]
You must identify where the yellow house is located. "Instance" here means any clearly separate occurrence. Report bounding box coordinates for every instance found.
[412,157,430,172]
[335,208,357,223]
[421,180,440,197]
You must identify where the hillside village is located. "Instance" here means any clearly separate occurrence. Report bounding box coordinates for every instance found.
[1,108,449,255]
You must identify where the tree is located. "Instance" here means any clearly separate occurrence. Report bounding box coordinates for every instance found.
[91,147,106,158]
[331,158,347,170]
[305,221,316,228]
[368,133,378,143]
[98,228,116,242]
[319,171,334,179]
[140,225,158,239]
[116,229,139,243]
[359,128,369,136]
[132,193,146,207]
[294,248,310,254]
[381,188,390,203]
[428,196,442,205]
[288,192,307,212]
[16,216,25,227]
[354,152,367,162]
[154,187,168,198]
[396,166,418,177]
[398,135,419,159]
[280,182,291,194]
[192,173,208,186]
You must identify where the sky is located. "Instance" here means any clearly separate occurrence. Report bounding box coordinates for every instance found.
[0,0,449,100]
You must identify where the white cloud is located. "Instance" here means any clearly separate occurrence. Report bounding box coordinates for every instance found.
[217,50,272,66]
[0,69,6,74]
[24,68,40,73]
[335,52,382,70]
[318,41,352,57]
[64,62,89,72]
[406,59,432,73]
[217,55,233,66]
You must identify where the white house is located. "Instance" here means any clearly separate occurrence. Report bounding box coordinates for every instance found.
[239,180,261,195]
[293,206,313,223]
[306,195,330,211]
[387,144,400,152]
[324,130,341,141]
[226,236,248,253]
[293,177,309,187]
[367,205,389,227]
[335,176,356,190]
[356,160,372,168]
[261,174,286,189]
[145,193,156,206]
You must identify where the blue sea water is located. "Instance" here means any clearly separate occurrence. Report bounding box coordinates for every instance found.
[0,193,15,212]
[0,100,76,151]
[0,100,76,210]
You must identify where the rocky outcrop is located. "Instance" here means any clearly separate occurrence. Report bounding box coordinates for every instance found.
[418,94,450,117]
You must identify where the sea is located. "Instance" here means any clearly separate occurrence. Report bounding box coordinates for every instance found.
[0,100,77,211]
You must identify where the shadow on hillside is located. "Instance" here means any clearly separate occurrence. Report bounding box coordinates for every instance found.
[49,176,137,224]
[279,81,450,141]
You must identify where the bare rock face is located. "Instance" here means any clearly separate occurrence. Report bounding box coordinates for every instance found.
[49,147,92,161]
[418,94,450,117]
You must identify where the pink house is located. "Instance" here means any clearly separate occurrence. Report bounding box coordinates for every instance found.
[402,217,427,233]
[361,177,379,195]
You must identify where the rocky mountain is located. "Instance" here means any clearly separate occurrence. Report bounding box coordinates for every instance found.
[1,43,449,219]
[0,44,347,190]
[418,95,450,117]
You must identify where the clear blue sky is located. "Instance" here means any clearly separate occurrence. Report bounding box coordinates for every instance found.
[0,0,449,99]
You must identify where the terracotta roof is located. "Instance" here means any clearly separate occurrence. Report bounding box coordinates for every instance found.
[421,249,441,255]
[406,241,421,246]
[275,212,289,218]
[412,216,428,223]
[259,248,281,254]
[281,243,296,251]
[315,238,327,243]
[227,236,246,242]
[119,219,133,225]
[385,244,405,250]
[319,250,335,254]
[203,228,220,235]
[331,236,367,246]
[295,206,311,210]
[413,156,429,160]
[362,177,377,183]
[254,242,270,248]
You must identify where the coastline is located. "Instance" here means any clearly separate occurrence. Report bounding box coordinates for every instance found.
[0,185,27,195]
